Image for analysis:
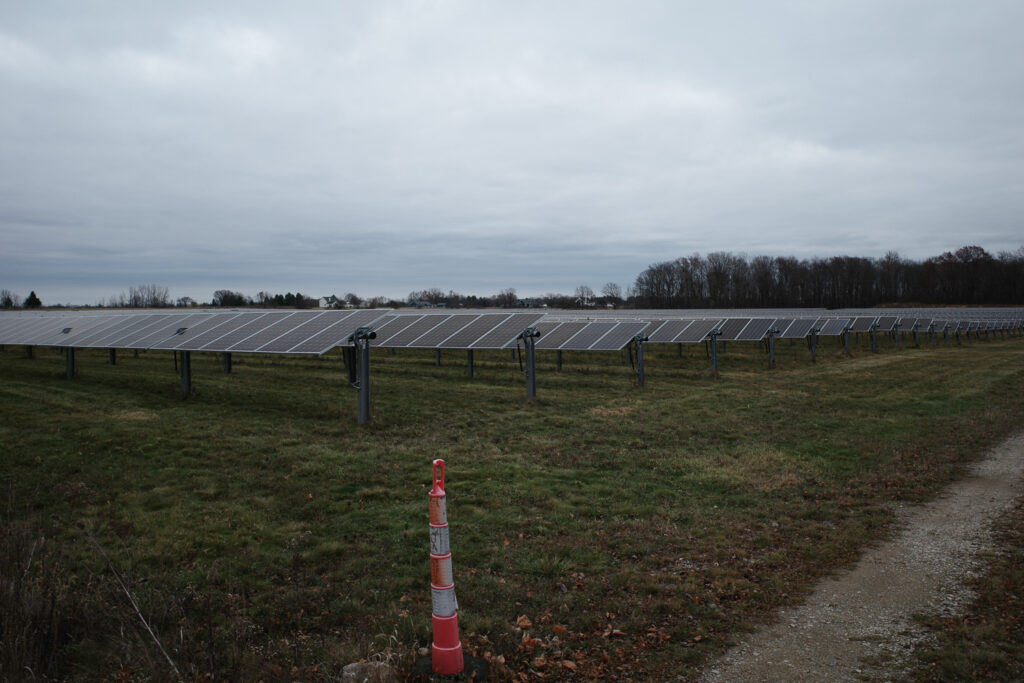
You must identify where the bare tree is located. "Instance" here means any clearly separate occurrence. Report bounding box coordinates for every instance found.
[493,287,518,307]
[0,289,20,308]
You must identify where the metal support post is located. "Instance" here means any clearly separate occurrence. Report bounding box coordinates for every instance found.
[633,334,648,387]
[435,348,442,366]
[109,348,117,365]
[466,349,474,378]
[871,323,878,353]
[223,352,232,374]
[893,322,901,349]
[180,351,191,395]
[349,327,376,425]
[768,328,777,369]
[519,327,541,400]
[556,349,563,372]
[677,342,683,359]
[346,328,376,424]
[810,328,819,363]
[65,347,75,379]
[843,325,852,357]
[26,345,34,359]
[709,330,721,376]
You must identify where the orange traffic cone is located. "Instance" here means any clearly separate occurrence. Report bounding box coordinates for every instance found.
[429,459,464,675]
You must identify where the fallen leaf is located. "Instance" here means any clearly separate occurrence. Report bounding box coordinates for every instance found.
[516,615,533,628]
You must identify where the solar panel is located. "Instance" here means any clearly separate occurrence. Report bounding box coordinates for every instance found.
[646,319,695,343]
[717,318,752,341]
[254,311,354,353]
[128,313,214,349]
[153,312,245,350]
[875,316,898,332]
[677,319,720,343]
[167,312,264,351]
[849,316,876,333]
[371,314,425,346]
[75,314,161,348]
[818,318,850,336]
[32,315,114,346]
[559,322,618,350]
[780,318,816,339]
[535,321,590,349]
[91,314,177,348]
[589,321,649,350]
[734,319,775,341]
[472,313,544,349]
[406,315,480,348]
[768,319,794,337]
[383,315,453,347]
[197,312,292,351]
[285,309,390,354]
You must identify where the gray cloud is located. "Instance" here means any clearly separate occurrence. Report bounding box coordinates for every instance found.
[2,1,1022,305]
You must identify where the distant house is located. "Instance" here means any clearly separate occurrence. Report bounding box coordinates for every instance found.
[319,295,341,309]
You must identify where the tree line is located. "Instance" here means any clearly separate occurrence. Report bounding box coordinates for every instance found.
[4,244,1021,312]
[631,245,1024,309]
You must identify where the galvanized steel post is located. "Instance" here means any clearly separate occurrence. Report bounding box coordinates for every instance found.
[349,327,376,425]
[520,327,541,400]
[633,333,648,387]
[709,329,721,375]
[428,459,463,675]
[180,350,191,395]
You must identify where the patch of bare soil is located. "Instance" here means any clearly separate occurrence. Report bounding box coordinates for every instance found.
[701,431,1024,683]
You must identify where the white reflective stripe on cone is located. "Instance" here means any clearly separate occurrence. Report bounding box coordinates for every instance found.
[431,584,458,617]
[430,524,450,555]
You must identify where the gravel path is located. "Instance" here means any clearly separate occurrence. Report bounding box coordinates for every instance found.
[701,431,1024,683]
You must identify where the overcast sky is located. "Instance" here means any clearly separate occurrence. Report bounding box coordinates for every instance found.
[2,2,1022,306]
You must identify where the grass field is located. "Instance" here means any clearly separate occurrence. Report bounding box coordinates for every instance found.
[2,331,1023,680]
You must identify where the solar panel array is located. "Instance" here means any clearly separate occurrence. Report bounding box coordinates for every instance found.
[2,307,1023,357]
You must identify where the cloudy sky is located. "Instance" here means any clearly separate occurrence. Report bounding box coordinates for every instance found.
[2,2,1022,306]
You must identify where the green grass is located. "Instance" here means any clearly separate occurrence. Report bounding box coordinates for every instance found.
[1,332,1023,680]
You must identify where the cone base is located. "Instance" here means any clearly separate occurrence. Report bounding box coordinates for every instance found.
[431,642,464,675]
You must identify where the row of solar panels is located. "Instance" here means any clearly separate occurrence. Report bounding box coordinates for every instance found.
[0,310,1021,356]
